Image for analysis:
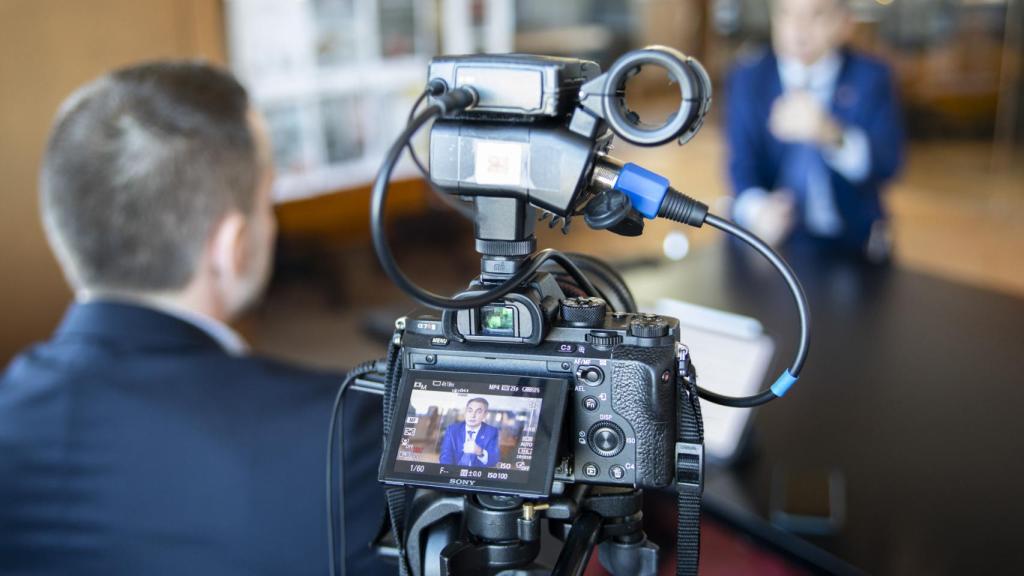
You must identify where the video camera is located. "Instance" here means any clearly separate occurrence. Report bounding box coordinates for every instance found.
[329,47,811,576]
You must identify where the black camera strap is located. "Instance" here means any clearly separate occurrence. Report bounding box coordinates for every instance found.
[675,345,705,576]
[383,336,412,576]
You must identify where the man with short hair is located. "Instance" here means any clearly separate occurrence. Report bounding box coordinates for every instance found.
[0,61,387,575]
[725,0,905,261]
[438,398,500,467]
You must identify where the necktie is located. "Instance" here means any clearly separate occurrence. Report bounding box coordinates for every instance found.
[779,142,820,225]
[460,430,477,466]
[777,73,843,237]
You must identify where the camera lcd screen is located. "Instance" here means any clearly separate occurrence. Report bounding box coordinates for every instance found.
[380,370,568,497]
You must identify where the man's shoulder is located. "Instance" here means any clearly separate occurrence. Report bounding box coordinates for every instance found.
[1,338,344,408]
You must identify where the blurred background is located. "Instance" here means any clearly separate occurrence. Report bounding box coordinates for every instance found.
[2,0,1023,573]
[1,0,1021,364]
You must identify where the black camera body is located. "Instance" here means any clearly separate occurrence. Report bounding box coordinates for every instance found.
[379,291,682,498]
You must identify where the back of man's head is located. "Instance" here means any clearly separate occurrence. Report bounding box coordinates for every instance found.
[40,61,259,296]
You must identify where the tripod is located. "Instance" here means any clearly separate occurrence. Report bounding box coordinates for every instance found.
[396,485,658,576]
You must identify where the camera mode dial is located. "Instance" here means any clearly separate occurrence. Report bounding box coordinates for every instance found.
[629,314,670,338]
[561,297,608,327]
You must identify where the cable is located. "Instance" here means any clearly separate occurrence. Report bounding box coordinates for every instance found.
[610,178,809,407]
[563,252,638,313]
[697,213,809,407]
[382,342,412,576]
[405,90,430,176]
[406,88,475,220]
[703,214,809,375]
[646,184,810,407]
[327,359,386,576]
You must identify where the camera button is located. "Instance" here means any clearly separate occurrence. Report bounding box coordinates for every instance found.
[582,462,600,478]
[582,396,599,411]
[609,465,626,480]
[578,366,604,386]
[588,422,625,457]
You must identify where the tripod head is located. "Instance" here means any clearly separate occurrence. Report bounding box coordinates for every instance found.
[400,486,657,576]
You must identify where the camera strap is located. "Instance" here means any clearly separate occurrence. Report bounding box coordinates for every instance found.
[675,345,705,576]
[383,337,412,576]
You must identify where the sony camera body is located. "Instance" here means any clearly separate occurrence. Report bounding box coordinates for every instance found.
[379,289,682,498]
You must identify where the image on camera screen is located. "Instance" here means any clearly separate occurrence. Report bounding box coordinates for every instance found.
[382,371,568,496]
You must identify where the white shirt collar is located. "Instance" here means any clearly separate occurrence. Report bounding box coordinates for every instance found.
[777,51,842,93]
[77,293,249,356]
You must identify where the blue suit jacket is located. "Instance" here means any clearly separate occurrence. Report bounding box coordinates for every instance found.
[0,302,389,575]
[438,421,500,467]
[725,48,905,250]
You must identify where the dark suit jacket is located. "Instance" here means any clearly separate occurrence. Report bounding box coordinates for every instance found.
[0,302,389,575]
[725,47,905,250]
[438,421,499,467]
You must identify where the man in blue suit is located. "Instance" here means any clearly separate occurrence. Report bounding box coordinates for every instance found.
[725,0,905,260]
[0,62,388,575]
[438,398,500,467]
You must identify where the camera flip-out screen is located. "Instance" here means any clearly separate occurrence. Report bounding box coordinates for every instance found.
[381,370,569,497]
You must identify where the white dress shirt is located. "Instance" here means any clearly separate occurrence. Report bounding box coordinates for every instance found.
[733,51,872,238]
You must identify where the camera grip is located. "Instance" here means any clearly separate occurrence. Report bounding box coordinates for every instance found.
[610,346,677,488]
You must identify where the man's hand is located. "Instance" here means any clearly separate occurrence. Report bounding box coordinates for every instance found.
[769,91,843,148]
[746,190,797,247]
[463,439,478,454]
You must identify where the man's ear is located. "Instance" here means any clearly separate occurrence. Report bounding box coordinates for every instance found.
[209,211,248,283]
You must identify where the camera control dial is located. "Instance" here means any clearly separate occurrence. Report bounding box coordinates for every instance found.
[560,297,608,327]
[585,331,622,349]
[628,314,670,338]
[587,421,626,458]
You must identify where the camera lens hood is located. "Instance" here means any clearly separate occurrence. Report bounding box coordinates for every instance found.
[579,45,712,146]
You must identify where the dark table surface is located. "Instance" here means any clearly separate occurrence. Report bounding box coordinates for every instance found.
[623,239,1024,575]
